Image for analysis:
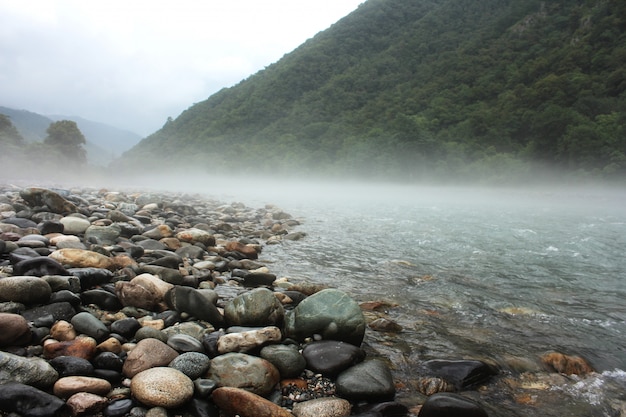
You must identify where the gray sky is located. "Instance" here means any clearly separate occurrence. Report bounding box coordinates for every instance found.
[0,0,363,136]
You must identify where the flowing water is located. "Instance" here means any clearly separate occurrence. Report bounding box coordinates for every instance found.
[202,180,626,417]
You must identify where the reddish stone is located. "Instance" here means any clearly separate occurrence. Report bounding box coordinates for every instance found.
[211,387,294,417]
[541,352,594,375]
[43,336,97,360]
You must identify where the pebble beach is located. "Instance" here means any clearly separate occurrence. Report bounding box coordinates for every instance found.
[0,185,595,417]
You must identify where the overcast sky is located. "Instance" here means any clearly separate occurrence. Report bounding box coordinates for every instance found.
[0,0,363,136]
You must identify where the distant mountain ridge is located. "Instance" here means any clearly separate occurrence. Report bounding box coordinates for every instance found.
[0,106,141,166]
[117,0,626,182]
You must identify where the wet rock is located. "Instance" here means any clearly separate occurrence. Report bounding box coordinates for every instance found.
[285,288,365,346]
[50,320,77,341]
[176,228,215,246]
[43,336,98,360]
[81,288,123,311]
[225,241,258,259]
[165,286,224,327]
[49,356,95,377]
[50,248,115,270]
[302,340,366,377]
[368,318,403,333]
[540,351,595,375]
[417,393,488,417]
[14,256,69,276]
[53,376,112,399]
[71,311,110,341]
[122,338,179,378]
[207,352,280,396]
[167,333,205,353]
[0,350,59,387]
[85,224,122,245]
[20,187,78,214]
[60,216,91,235]
[260,344,307,379]
[93,352,124,372]
[224,287,284,327]
[420,359,497,390]
[0,312,32,346]
[0,276,52,305]
[217,326,282,354]
[211,386,294,417]
[0,381,66,417]
[21,301,76,323]
[336,360,396,402]
[66,392,108,416]
[110,317,141,338]
[130,367,194,408]
[140,264,183,285]
[142,224,173,240]
[292,397,352,417]
[168,352,211,379]
[115,273,173,311]
[103,398,134,417]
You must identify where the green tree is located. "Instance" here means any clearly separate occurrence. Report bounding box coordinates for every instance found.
[0,114,25,146]
[44,120,87,164]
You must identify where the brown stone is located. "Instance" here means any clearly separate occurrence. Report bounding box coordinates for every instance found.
[96,337,122,354]
[50,320,77,341]
[43,336,97,360]
[211,387,294,417]
[540,352,595,375]
[0,313,32,347]
[130,367,194,408]
[225,241,258,259]
[49,248,115,270]
[115,273,173,311]
[292,397,351,417]
[53,376,112,399]
[66,392,108,416]
[122,338,179,378]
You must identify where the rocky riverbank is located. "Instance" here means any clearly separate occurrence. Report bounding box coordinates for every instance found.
[0,185,595,417]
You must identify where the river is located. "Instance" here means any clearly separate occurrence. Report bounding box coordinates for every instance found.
[202,179,626,417]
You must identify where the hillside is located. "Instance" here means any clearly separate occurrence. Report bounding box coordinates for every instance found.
[0,106,141,166]
[117,0,626,182]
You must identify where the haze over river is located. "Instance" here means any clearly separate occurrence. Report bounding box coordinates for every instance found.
[198,180,625,416]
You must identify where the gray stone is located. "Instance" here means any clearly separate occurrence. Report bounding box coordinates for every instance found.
[217,326,282,354]
[71,311,110,341]
[336,360,396,402]
[292,397,352,417]
[168,352,211,379]
[165,286,224,327]
[131,367,194,408]
[85,224,122,245]
[60,216,91,235]
[260,344,306,378]
[285,288,365,346]
[417,393,489,417]
[0,276,52,305]
[0,382,66,417]
[167,334,205,353]
[0,351,59,388]
[302,340,366,377]
[224,287,284,327]
[207,352,280,396]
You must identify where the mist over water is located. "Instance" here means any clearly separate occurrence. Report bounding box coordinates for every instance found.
[5,171,626,415]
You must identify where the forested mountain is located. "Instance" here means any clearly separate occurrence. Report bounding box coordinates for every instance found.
[118,0,626,182]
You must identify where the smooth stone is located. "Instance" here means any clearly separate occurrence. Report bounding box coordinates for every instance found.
[50,320,77,341]
[115,273,173,311]
[421,360,497,390]
[0,276,52,304]
[122,338,179,378]
[136,238,168,251]
[13,256,68,276]
[0,350,59,387]
[0,312,32,346]
[20,187,78,214]
[49,248,115,270]
[53,375,112,399]
[142,224,174,239]
[131,367,194,408]
[194,378,218,398]
[292,397,352,417]
[285,288,365,346]
[9,247,41,264]
[103,398,135,417]
[224,287,284,327]
[146,254,182,269]
[70,267,115,290]
[368,318,403,333]
[2,217,38,228]
[81,288,123,310]
[60,216,91,234]
[161,321,212,340]
[49,290,82,306]
[207,352,280,396]
[21,301,76,322]
[175,245,207,260]
[135,326,168,343]
[168,352,211,379]
[49,355,95,377]
[417,393,488,417]
[336,360,396,402]
[140,265,184,285]
[93,351,124,372]
[176,228,215,246]
[85,224,122,245]
[66,392,108,416]
[355,401,409,417]
[43,336,98,361]
[110,317,142,338]
[43,274,81,292]
[71,311,110,341]
[217,326,282,354]
[167,333,205,353]
[243,272,276,286]
[39,219,64,234]
[302,340,366,377]
[260,344,307,379]
[0,382,66,417]
[165,286,224,327]
[211,386,294,417]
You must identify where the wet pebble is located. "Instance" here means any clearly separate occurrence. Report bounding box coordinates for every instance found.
[130,367,194,408]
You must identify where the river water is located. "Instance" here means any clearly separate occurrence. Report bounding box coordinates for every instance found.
[203,180,626,417]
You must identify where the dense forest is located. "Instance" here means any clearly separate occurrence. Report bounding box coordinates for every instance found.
[117,0,626,183]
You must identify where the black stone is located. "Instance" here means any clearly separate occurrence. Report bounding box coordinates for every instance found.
[14,256,69,277]
[103,398,134,417]
[421,360,497,390]
[49,356,95,377]
[356,402,409,417]
[93,352,124,372]
[1,217,38,228]
[0,382,66,417]
[147,254,182,269]
[8,247,40,264]
[183,398,220,417]
[69,267,115,290]
[201,331,225,359]
[243,272,276,286]
[418,393,489,417]
[302,340,366,377]
[38,220,64,235]
[81,289,123,310]
[110,317,141,338]
[93,368,123,383]
[21,302,76,322]
[48,290,82,306]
